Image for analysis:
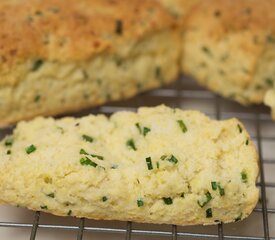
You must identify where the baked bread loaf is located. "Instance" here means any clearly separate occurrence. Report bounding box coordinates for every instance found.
[0,105,259,225]
[0,0,180,126]
[182,0,275,106]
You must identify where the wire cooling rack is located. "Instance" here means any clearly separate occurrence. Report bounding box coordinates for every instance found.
[0,76,274,240]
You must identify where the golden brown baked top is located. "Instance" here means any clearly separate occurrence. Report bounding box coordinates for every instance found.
[0,0,176,70]
[186,0,275,33]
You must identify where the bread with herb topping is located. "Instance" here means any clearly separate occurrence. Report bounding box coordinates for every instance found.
[0,105,259,225]
[182,0,275,106]
[0,0,180,126]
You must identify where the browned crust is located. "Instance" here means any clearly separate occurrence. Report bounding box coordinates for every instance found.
[0,0,176,81]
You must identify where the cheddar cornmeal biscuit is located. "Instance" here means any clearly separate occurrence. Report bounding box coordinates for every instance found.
[0,105,259,225]
[182,0,275,106]
[0,0,180,126]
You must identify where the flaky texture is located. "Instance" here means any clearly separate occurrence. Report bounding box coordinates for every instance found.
[182,0,275,107]
[0,105,259,226]
[0,0,180,126]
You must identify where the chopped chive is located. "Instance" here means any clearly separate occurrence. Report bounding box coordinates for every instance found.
[32,59,44,71]
[155,66,161,78]
[26,144,36,154]
[4,138,13,146]
[135,123,142,134]
[40,205,48,210]
[245,139,249,145]
[80,149,104,160]
[167,155,178,164]
[180,193,185,198]
[80,157,97,167]
[218,185,225,196]
[7,150,11,155]
[177,120,188,133]
[115,19,123,35]
[160,155,178,164]
[135,123,151,136]
[67,210,72,216]
[206,208,212,218]
[237,124,243,133]
[91,154,104,160]
[197,191,212,208]
[80,148,88,155]
[137,199,144,207]
[126,139,137,151]
[267,35,275,43]
[214,220,220,223]
[47,193,55,198]
[202,46,212,56]
[143,127,151,136]
[82,134,94,143]
[102,196,108,202]
[234,213,242,222]
[146,157,153,170]
[265,78,273,86]
[241,171,248,183]
[156,161,160,169]
[34,95,41,102]
[211,181,218,190]
[163,197,173,205]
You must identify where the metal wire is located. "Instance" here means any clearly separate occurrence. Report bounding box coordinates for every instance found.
[0,76,274,240]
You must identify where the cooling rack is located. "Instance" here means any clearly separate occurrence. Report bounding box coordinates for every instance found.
[0,76,274,240]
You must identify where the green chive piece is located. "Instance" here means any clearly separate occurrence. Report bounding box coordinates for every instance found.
[135,123,151,136]
[102,196,108,202]
[180,193,185,198]
[218,185,225,196]
[267,35,275,43]
[245,139,249,145]
[146,157,153,170]
[47,193,55,198]
[26,144,37,154]
[265,78,273,86]
[206,208,213,218]
[241,171,248,183]
[67,210,72,216]
[237,124,243,133]
[32,59,44,71]
[137,199,144,207]
[135,123,142,134]
[82,134,94,143]
[115,19,123,35]
[160,155,178,164]
[143,127,151,136]
[177,120,188,133]
[111,164,118,169]
[80,157,97,167]
[202,46,212,56]
[126,139,137,151]
[80,149,104,160]
[163,197,173,205]
[156,161,160,169]
[34,95,41,102]
[155,66,161,78]
[197,191,212,208]
[7,150,11,155]
[211,181,217,190]
[234,213,242,222]
[167,155,178,164]
[4,138,13,146]
[40,205,48,210]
